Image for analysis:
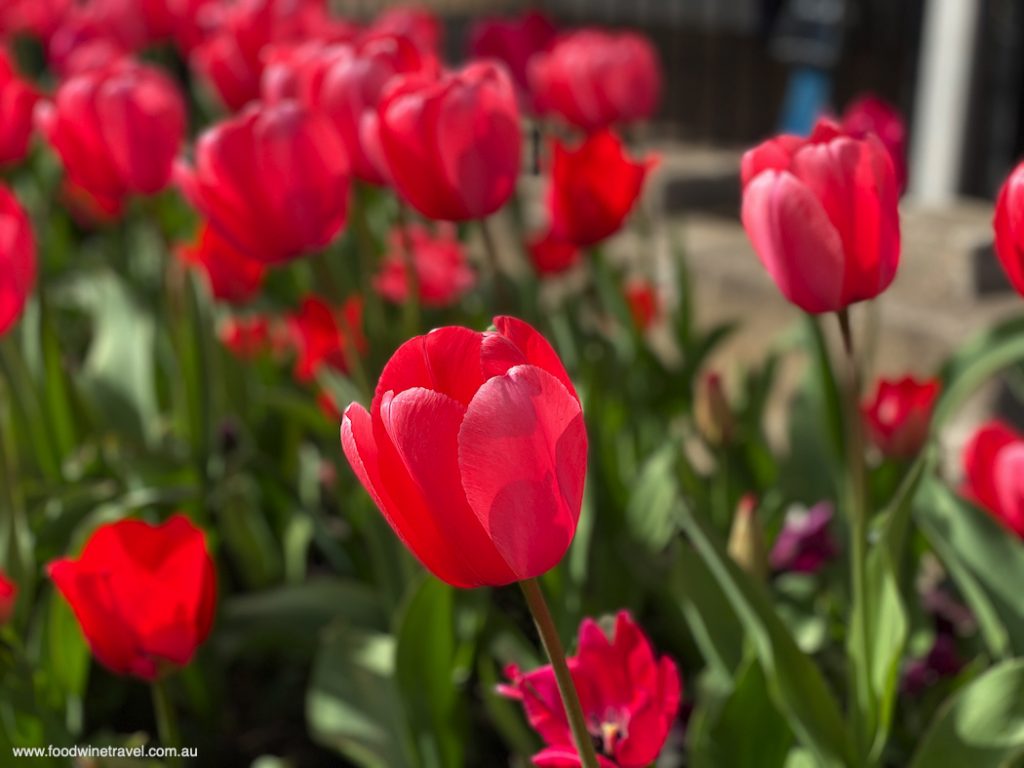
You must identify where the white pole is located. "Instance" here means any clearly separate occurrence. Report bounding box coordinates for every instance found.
[908,0,980,205]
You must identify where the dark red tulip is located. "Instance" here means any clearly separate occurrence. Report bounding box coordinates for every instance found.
[287,295,365,382]
[179,224,266,304]
[468,10,556,113]
[500,611,681,767]
[0,50,39,166]
[770,501,839,574]
[365,4,440,56]
[373,223,475,307]
[36,59,186,213]
[340,316,587,588]
[548,130,654,247]
[176,101,350,264]
[961,421,1024,539]
[0,569,15,625]
[377,61,521,221]
[902,634,963,696]
[861,376,939,459]
[624,279,659,330]
[741,119,901,314]
[48,515,217,680]
[264,34,437,185]
[529,28,661,133]
[527,230,581,275]
[994,161,1024,297]
[841,94,907,194]
[0,185,35,336]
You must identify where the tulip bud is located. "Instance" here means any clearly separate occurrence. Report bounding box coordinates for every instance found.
[0,570,16,625]
[740,119,900,314]
[727,494,767,580]
[961,420,1024,540]
[696,371,735,446]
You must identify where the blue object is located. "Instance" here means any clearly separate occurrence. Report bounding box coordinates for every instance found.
[779,66,831,135]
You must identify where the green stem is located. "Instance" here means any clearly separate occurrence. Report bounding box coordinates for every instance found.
[151,677,183,768]
[837,309,871,763]
[394,204,421,338]
[479,217,510,311]
[520,578,599,768]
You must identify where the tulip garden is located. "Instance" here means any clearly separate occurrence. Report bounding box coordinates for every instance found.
[2,1,1024,767]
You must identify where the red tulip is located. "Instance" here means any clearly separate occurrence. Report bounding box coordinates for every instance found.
[189,0,348,111]
[962,421,1024,539]
[740,118,901,314]
[176,101,350,264]
[36,59,186,213]
[529,29,661,133]
[219,314,275,359]
[377,61,521,221]
[179,224,266,304]
[340,316,587,588]
[548,130,654,247]
[264,34,438,185]
[841,94,908,194]
[0,569,15,625]
[528,230,581,275]
[48,514,217,680]
[994,160,1024,297]
[373,223,475,307]
[0,50,38,166]
[468,10,556,113]
[0,185,35,336]
[861,376,939,459]
[499,611,681,767]
[624,279,659,330]
[287,295,365,382]
[365,4,440,56]
[0,0,71,44]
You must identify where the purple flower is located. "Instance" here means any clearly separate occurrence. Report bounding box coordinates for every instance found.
[770,502,839,574]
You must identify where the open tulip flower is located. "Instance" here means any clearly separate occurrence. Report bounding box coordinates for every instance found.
[861,376,940,459]
[48,515,217,680]
[377,61,522,221]
[740,118,901,314]
[0,185,36,336]
[548,130,655,247]
[0,570,16,626]
[499,611,681,768]
[373,223,476,307]
[340,316,587,588]
[961,421,1024,539]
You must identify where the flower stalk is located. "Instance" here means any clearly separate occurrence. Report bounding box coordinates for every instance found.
[520,577,600,768]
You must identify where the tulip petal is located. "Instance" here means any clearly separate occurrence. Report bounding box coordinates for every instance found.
[458,364,587,580]
[380,387,517,586]
[374,326,488,408]
[344,401,466,584]
[741,169,845,313]
[993,443,1024,538]
[493,316,577,400]
[963,421,1020,515]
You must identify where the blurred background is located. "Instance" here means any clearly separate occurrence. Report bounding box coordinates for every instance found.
[366,0,1024,448]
